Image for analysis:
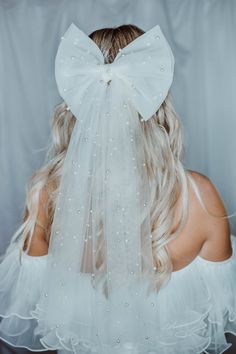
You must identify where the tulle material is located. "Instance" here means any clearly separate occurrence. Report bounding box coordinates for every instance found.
[33,23,175,354]
[0,235,236,354]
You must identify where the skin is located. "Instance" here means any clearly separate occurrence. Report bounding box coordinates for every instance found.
[168,170,232,271]
[24,170,233,272]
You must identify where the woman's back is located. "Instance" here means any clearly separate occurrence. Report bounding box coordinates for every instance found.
[23,169,232,272]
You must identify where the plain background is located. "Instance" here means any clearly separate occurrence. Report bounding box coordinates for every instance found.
[0,0,236,353]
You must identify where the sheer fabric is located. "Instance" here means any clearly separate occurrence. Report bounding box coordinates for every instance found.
[0,236,236,353]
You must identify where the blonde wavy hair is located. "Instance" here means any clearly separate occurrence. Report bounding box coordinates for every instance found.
[9,24,190,291]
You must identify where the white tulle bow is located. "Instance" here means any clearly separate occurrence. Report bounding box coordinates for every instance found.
[55,22,174,121]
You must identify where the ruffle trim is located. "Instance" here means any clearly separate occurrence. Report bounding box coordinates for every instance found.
[0,238,236,353]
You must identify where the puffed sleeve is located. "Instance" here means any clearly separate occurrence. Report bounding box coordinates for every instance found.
[195,234,236,353]
[0,241,48,350]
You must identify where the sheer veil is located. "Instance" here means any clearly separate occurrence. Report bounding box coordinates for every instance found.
[31,23,175,352]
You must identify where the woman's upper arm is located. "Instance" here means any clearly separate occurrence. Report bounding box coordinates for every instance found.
[188,170,232,261]
[23,187,49,256]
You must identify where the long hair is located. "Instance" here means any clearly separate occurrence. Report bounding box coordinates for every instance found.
[9,24,189,291]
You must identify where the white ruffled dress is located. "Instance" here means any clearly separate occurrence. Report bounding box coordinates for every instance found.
[0,235,236,354]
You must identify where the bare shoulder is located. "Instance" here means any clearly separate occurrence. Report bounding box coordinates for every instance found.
[187,169,232,261]
[187,170,224,210]
[23,186,49,256]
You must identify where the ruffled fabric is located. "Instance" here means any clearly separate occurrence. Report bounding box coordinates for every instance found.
[0,242,48,351]
[0,236,236,354]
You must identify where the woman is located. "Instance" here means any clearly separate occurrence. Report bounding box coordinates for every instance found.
[0,23,235,354]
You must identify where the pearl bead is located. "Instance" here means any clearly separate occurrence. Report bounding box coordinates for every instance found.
[155,35,160,39]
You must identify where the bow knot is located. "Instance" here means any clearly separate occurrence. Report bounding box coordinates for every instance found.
[97,64,114,84]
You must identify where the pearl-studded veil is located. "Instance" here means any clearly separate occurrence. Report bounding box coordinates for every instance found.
[32,23,175,352]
